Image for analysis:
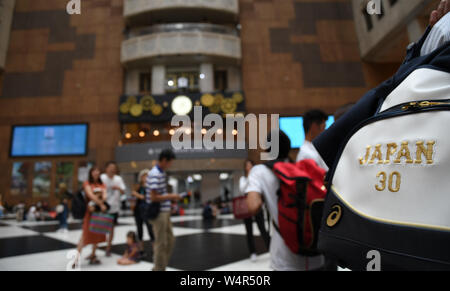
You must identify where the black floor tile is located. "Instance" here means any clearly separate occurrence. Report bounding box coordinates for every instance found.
[22,223,83,233]
[102,241,154,262]
[105,232,268,270]
[172,219,244,230]
[22,222,129,233]
[0,235,76,258]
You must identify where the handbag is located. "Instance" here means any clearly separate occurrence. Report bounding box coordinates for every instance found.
[318,67,450,271]
[89,212,114,235]
[71,190,86,219]
[140,202,161,220]
[232,196,252,220]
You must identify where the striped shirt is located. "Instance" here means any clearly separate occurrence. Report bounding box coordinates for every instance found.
[145,165,171,212]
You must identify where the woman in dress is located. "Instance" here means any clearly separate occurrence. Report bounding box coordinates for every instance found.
[73,165,108,268]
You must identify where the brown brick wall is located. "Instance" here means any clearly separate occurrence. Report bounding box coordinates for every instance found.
[0,0,409,203]
[0,0,124,206]
[240,0,401,116]
[240,0,405,163]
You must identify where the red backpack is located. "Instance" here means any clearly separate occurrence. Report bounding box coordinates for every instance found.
[268,159,327,256]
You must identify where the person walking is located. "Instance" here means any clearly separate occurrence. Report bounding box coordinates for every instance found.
[56,182,73,233]
[296,110,329,171]
[246,131,325,271]
[131,169,155,258]
[0,195,4,219]
[73,166,108,268]
[146,149,181,271]
[239,159,271,262]
[101,161,126,257]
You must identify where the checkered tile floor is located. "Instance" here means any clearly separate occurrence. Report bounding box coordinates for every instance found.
[0,214,271,271]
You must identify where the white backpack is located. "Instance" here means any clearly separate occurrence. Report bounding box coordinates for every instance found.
[319,67,450,271]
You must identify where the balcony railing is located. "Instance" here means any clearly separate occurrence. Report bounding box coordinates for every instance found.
[121,26,241,65]
[125,23,240,39]
[124,0,239,23]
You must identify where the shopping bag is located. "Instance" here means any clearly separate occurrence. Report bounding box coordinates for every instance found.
[89,212,114,235]
[232,196,252,220]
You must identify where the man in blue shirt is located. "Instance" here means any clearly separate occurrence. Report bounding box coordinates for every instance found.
[146,149,181,271]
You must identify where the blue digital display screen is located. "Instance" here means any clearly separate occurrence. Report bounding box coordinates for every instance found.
[10,124,88,157]
[280,116,334,149]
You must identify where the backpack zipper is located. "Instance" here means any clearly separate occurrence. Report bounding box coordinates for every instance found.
[380,99,450,114]
[327,100,450,184]
[400,100,450,111]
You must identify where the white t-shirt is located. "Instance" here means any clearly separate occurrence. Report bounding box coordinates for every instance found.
[245,164,324,271]
[239,176,249,195]
[100,174,126,214]
[421,12,450,56]
[296,140,329,171]
[27,206,37,221]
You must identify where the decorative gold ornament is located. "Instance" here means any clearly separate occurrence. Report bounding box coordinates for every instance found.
[120,103,131,114]
[232,92,244,104]
[214,94,224,105]
[220,98,237,114]
[163,102,169,108]
[209,104,221,114]
[130,104,143,117]
[201,94,215,107]
[151,104,163,116]
[140,95,155,111]
[126,96,138,105]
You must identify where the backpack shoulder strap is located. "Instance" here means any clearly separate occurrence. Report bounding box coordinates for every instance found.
[263,159,284,170]
[272,219,280,234]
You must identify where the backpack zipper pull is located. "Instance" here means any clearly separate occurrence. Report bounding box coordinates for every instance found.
[402,101,448,111]
[401,102,419,111]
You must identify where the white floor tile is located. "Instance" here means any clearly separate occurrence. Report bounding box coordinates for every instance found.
[208,223,262,236]
[0,247,179,271]
[43,229,83,245]
[170,215,203,223]
[172,227,204,237]
[43,224,204,247]
[0,226,39,239]
[208,253,272,271]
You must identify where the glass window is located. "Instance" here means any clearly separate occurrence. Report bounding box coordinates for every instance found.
[11,162,30,196]
[32,162,52,198]
[56,162,74,195]
[214,70,228,92]
[139,72,152,93]
[166,71,200,93]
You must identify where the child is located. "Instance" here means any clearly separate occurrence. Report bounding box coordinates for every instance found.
[117,231,140,265]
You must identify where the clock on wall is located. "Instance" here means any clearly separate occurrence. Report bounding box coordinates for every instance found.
[171,95,193,115]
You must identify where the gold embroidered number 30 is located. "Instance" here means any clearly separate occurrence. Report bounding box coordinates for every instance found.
[375,171,401,192]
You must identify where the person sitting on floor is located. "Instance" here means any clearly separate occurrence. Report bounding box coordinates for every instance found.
[117,231,140,265]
